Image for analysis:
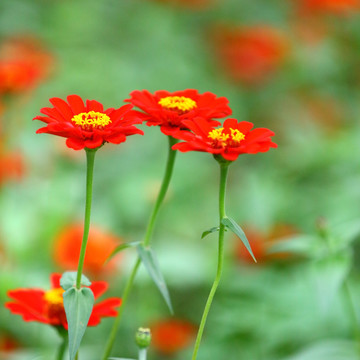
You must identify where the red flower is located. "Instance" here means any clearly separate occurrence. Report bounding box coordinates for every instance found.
[0,150,24,186]
[211,25,288,86]
[299,0,359,15]
[5,273,121,329]
[0,35,53,94]
[235,224,298,264]
[151,319,196,355]
[172,117,277,161]
[34,95,144,150]
[53,224,122,275]
[125,89,231,136]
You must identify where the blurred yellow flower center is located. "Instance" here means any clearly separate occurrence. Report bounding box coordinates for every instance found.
[44,288,64,305]
[208,128,245,147]
[158,96,197,113]
[71,111,111,129]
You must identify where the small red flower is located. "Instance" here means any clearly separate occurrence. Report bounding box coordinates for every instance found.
[172,117,277,161]
[34,95,144,150]
[0,150,24,186]
[211,25,288,86]
[300,0,360,15]
[5,273,121,329]
[53,224,122,275]
[125,89,231,136]
[151,319,196,355]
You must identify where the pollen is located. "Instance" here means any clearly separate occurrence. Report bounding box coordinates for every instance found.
[230,128,245,143]
[158,96,197,113]
[71,111,111,129]
[44,288,64,305]
[208,127,245,147]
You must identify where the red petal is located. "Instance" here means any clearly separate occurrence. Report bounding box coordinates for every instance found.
[66,138,86,150]
[49,98,73,121]
[89,281,108,299]
[7,289,46,317]
[86,100,104,113]
[67,95,85,114]
[88,298,121,326]
[50,273,62,288]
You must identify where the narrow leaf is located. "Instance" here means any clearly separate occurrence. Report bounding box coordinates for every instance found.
[201,226,220,239]
[105,241,141,264]
[221,217,257,263]
[137,245,173,314]
[60,272,91,290]
[63,287,94,360]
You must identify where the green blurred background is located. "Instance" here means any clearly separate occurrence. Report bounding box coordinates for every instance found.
[1,0,360,359]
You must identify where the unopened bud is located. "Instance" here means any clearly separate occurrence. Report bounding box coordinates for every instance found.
[135,327,151,349]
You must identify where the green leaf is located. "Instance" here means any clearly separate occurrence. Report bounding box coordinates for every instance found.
[60,272,91,291]
[221,217,256,263]
[63,287,94,360]
[201,226,220,239]
[137,245,173,314]
[105,241,141,264]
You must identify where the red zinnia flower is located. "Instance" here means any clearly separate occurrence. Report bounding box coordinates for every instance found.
[5,273,121,329]
[235,224,298,264]
[211,25,288,86]
[53,224,122,275]
[125,89,231,136]
[34,95,144,150]
[172,117,277,161]
[300,0,360,15]
[151,319,196,355]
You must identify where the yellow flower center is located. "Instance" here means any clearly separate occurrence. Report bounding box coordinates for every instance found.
[158,96,197,113]
[44,288,64,305]
[71,111,111,129]
[208,127,245,147]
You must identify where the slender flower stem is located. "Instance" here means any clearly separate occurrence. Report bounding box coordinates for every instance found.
[101,136,178,360]
[56,333,67,360]
[76,148,97,289]
[191,161,230,360]
[138,349,147,360]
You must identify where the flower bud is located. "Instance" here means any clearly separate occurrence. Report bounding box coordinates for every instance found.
[135,327,151,349]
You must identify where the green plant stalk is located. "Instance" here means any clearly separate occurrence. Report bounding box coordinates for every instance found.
[138,349,147,360]
[101,136,178,360]
[191,161,230,360]
[76,148,97,289]
[342,280,360,352]
[56,333,67,360]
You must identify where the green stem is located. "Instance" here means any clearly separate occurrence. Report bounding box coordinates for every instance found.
[101,136,178,360]
[56,333,67,360]
[343,280,360,352]
[76,148,97,289]
[138,349,147,360]
[191,161,229,360]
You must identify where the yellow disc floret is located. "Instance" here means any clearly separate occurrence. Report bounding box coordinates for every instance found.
[158,96,197,113]
[71,111,111,129]
[208,127,245,147]
[44,288,64,305]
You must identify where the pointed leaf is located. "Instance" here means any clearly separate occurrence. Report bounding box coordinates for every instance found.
[105,241,142,264]
[60,272,91,291]
[221,217,256,263]
[201,227,220,239]
[63,287,94,360]
[137,245,173,314]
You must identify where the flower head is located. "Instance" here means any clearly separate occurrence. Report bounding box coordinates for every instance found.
[125,89,231,136]
[34,95,144,150]
[211,25,288,86]
[172,117,277,161]
[300,0,360,15]
[5,273,121,329]
[53,224,122,275]
[151,319,196,355]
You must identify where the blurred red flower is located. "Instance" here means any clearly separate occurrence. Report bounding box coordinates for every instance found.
[0,332,20,354]
[5,273,121,329]
[34,95,144,150]
[0,150,24,186]
[299,0,360,15]
[211,25,288,86]
[53,224,122,275]
[151,319,196,355]
[172,117,277,161]
[236,224,298,264]
[0,36,53,94]
[126,89,231,136]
